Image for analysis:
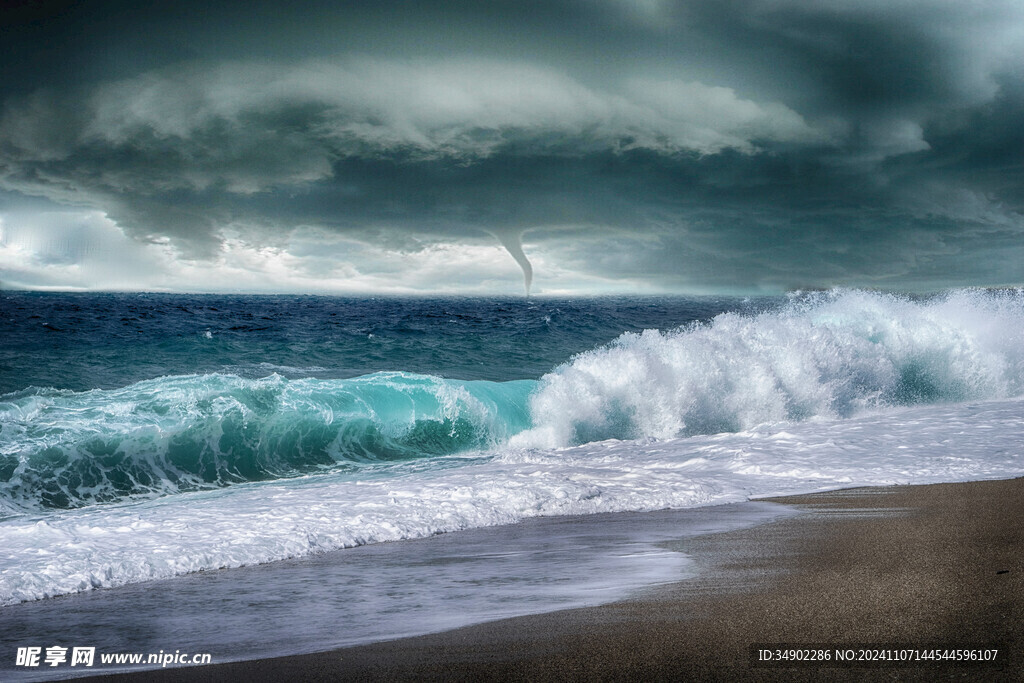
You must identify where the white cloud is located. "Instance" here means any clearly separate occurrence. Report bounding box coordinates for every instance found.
[626,78,822,153]
[0,211,611,294]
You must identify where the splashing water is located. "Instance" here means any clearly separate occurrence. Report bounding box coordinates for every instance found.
[2,288,1024,606]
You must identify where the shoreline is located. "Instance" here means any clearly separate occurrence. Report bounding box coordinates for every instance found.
[75,476,1022,681]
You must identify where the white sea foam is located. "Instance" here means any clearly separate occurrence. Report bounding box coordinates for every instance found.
[1,395,1022,605]
[2,289,1023,605]
[515,289,1024,447]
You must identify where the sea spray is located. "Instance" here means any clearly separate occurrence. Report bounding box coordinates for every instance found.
[2,288,1024,606]
[5,289,1023,510]
[515,289,1024,447]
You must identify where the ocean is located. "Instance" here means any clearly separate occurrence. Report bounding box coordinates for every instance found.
[2,289,1023,674]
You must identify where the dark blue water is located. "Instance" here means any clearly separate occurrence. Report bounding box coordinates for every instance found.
[1,293,773,511]
[0,293,767,393]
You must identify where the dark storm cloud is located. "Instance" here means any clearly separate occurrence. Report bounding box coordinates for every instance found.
[1,0,1023,292]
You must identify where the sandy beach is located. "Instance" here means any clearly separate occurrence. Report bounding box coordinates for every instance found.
[74,476,1022,682]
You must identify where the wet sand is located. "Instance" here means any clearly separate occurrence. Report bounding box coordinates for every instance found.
[82,477,1023,682]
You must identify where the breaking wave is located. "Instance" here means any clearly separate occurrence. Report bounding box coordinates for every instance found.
[3,288,1022,511]
[517,289,1024,447]
[0,372,533,509]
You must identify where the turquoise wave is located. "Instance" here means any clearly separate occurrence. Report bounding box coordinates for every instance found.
[5,289,1023,512]
[0,372,535,509]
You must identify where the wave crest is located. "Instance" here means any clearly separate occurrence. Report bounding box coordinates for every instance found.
[515,289,1024,447]
[0,372,533,509]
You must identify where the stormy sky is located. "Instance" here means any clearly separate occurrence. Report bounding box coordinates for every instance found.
[1,0,1022,294]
